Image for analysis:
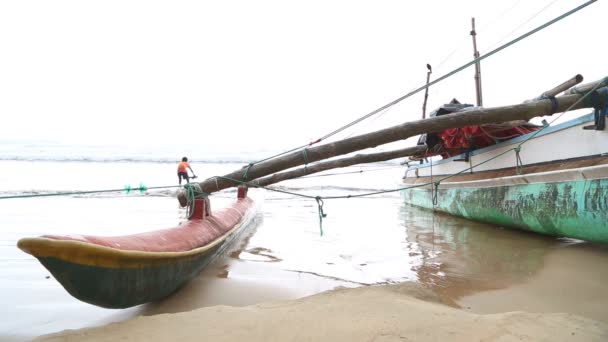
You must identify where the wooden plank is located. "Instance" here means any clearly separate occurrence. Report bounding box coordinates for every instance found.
[403,155,608,184]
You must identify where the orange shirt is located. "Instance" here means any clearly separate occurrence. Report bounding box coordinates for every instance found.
[177,161,190,173]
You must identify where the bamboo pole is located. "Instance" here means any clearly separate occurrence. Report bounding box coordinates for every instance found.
[564,77,608,95]
[178,84,605,203]
[543,74,583,97]
[254,145,427,187]
[526,74,583,102]
[470,18,483,107]
[422,64,432,119]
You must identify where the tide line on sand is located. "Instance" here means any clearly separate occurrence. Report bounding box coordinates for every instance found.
[34,283,607,342]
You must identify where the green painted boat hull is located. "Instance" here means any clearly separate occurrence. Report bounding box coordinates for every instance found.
[37,243,221,309]
[401,178,608,243]
[20,198,258,309]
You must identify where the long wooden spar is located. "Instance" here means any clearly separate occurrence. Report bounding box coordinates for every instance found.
[253,145,428,187]
[248,76,597,189]
[178,82,606,203]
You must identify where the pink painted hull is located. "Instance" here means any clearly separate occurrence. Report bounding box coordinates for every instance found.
[43,197,255,252]
[17,197,257,308]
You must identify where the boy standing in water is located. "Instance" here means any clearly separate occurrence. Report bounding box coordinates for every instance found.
[177,157,196,185]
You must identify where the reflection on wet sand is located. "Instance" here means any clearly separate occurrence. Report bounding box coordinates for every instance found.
[400,204,567,307]
[7,166,606,341]
[238,247,283,263]
[460,241,608,322]
[282,269,374,286]
[143,198,606,319]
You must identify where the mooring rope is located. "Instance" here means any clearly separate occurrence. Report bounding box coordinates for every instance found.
[0,184,161,200]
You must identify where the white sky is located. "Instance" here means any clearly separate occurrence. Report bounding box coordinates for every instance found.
[0,0,605,154]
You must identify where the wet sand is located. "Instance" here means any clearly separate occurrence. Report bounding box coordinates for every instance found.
[460,242,608,323]
[33,283,608,342]
[28,237,608,341]
[3,168,608,341]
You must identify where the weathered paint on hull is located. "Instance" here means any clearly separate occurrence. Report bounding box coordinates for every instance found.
[36,243,222,309]
[401,178,608,243]
[18,197,258,308]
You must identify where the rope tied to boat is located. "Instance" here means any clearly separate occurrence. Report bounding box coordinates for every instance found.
[302,148,309,164]
[242,163,254,181]
[315,196,327,236]
[596,100,608,130]
[541,94,559,115]
[123,183,148,195]
[514,146,524,175]
[432,182,440,206]
[588,88,608,130]
[302,148,309,173]
[183,183,209,220]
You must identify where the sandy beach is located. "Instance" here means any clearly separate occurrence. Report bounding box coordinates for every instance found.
[3,163,607,341]
[3,0,608,340]
[33,283,607,342]
[459,242,608,323]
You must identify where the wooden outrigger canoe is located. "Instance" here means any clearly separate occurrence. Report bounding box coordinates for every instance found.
[18,189,256,308]
[16,75,608,308]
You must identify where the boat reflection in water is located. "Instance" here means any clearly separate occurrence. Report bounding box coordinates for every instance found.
[399,203,570,306]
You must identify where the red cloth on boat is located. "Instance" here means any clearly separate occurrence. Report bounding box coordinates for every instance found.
[437,124,539,156]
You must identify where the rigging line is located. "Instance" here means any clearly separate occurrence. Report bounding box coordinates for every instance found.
[478,0,524,33]
[282,85,607,200]
[12,83,594,205]
[230,0,595,170]
[245,85,606,203]
[379,0,523,96]
[341,106,393,140]
[248,143,313,165]
[434,0,524,72]
[298,166,403,179]
[485,0,561,53]
[312,0,596,143]
[433,40,469,74]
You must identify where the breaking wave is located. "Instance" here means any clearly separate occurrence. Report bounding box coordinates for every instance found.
[0,188,179,199]
[0,141,278,164]
[0,155,254,164]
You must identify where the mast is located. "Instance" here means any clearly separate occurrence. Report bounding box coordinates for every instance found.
[470,17,483,106]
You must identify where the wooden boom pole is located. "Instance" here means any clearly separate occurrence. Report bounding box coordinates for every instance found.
[526,74,584,102]
[177,83,605,204]
[254,145,428,187]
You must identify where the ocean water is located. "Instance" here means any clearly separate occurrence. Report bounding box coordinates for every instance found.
[1,142,607,341]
